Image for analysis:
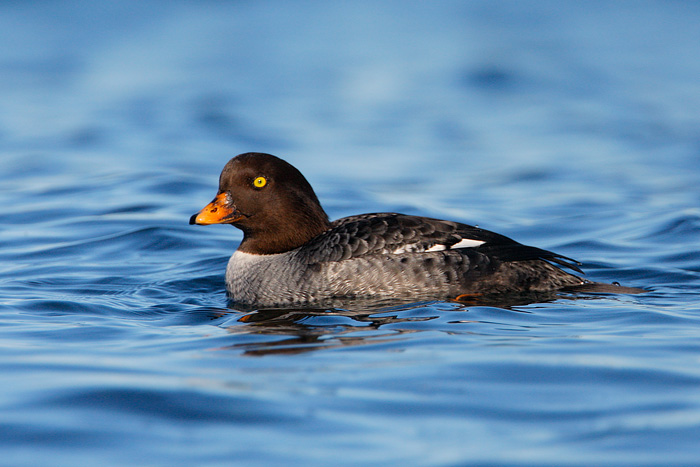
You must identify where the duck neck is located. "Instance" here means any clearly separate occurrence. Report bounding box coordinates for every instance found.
[237,207,331,255]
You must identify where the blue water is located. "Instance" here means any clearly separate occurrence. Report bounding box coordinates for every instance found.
[2,1,700,465]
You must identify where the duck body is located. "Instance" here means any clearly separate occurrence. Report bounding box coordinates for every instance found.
[190,153,617,308]
[225,213,588,306]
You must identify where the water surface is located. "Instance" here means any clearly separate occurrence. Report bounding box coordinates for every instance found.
[2,2,700,465]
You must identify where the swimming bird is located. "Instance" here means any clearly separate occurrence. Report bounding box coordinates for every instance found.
[190,152,639,307]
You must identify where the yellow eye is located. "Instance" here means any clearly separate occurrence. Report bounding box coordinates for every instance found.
[253,176,267,188]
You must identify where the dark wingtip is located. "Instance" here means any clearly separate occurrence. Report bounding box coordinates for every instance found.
[548,254,584,274]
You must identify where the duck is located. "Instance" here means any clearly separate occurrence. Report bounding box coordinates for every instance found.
[190,152,639,307]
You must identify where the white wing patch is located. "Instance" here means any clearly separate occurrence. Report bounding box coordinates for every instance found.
[392,238,485,255]
[391,245,420,254]
[451,238,486,249]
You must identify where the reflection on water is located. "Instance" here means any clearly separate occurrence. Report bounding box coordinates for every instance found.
[219,291,589,356]
[224,301,440,356]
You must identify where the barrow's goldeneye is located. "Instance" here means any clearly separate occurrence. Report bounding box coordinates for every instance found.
[190,153,640,307]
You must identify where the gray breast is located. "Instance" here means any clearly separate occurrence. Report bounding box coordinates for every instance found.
[226,250,307,305]
[226,248,476,306]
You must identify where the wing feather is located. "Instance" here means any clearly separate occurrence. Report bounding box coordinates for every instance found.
[298,213,581,273]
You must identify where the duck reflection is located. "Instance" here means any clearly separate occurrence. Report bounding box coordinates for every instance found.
[217,292,567,356]
[221,299,436,356]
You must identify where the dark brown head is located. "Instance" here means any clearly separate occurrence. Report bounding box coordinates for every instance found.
[190,153,331,254]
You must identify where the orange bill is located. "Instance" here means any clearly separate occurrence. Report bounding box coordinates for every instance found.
[189,192,245,225]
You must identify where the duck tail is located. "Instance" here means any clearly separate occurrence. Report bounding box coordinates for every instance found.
[564,282,646,294]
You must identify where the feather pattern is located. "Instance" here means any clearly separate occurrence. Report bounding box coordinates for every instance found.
[298,213,582,273]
